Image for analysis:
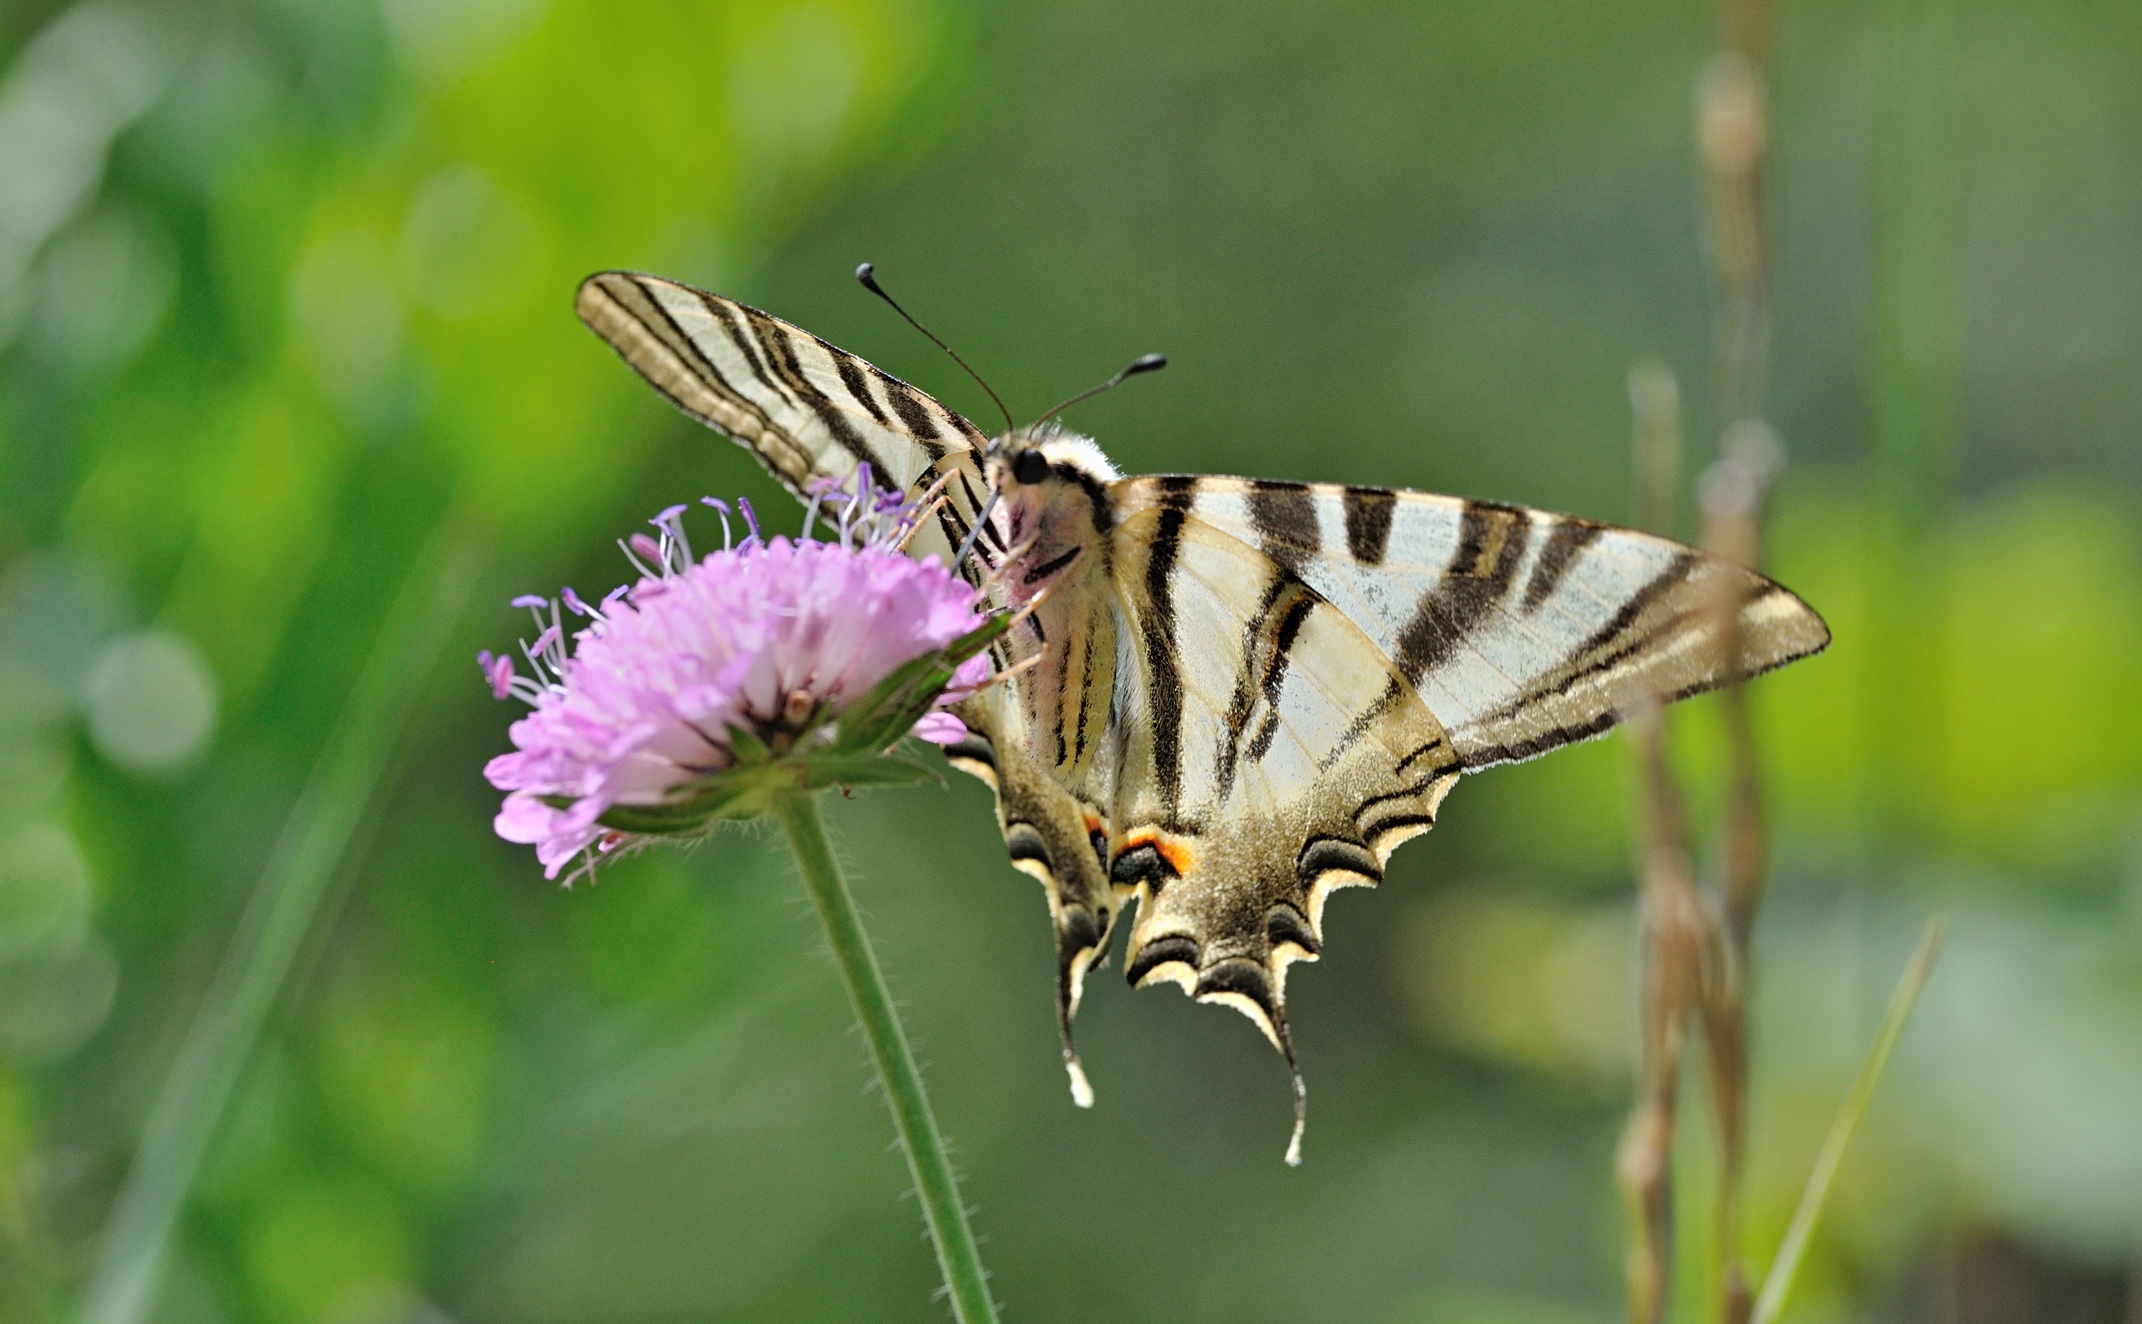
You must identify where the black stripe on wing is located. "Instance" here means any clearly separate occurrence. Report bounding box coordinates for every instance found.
[740,306,895,478]
[1520,516,1607,612]
[579,273,812,479]
[1342,487,1397,564]
[1247,479,1318,572]
[1143,476,1196,827]
[1213,575,1319,804]
[577,271,994,512]
[1392,499,1535,682]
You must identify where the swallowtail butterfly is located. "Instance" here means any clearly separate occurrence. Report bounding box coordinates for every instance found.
[575,270,1828,1162]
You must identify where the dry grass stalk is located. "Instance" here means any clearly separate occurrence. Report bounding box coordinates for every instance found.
[1615,3,1780,1320]
[1619,698,1717,1324]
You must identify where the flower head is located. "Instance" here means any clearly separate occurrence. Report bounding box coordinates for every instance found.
[482,474,999,881]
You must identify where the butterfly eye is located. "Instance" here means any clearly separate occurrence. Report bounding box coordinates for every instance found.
[1011,450,1051,485]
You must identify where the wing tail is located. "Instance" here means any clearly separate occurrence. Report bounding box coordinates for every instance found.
[945,694,1119,1107]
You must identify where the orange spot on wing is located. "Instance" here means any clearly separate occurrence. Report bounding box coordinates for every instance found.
[1120,828,1197,878]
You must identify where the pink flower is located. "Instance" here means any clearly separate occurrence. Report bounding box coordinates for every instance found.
[482,481,992,881]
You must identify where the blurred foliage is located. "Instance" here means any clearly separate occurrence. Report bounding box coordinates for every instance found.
[0,0,2138,1321]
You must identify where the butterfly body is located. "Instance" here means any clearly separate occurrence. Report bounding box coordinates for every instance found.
[575,270,1830,1160]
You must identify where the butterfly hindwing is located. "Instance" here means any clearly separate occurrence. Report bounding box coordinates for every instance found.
[575,270,998,571]
[1099,478,1466,1152]
[945,689,1119,1105]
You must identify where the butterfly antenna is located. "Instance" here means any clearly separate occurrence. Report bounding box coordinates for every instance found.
[856,262,1014,433]
[1033,353,1167,428]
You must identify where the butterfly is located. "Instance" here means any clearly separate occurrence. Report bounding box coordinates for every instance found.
[575,269,1829,1162]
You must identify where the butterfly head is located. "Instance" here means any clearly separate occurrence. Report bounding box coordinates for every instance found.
[983,427,1120,596]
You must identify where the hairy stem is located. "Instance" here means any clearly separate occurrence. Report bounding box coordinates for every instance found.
[775,792,998,1324]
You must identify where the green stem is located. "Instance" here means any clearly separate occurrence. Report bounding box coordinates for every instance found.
[75,518,490,1324]
[774,791,999,1324]
[1750,917,1945,1324]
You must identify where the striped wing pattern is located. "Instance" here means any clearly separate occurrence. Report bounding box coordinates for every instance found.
[1088,475,1826,1140]
[575,271,997,570]
[1096,479,1464,1145]
[1167,478,1830,768]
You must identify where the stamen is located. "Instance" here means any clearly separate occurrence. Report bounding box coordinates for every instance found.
[651,504,693,568]
[701,497,734,549]
[895,494,950,555]
[617,538,659,581]
[517,635,552,686]
[480,651,516,700]
[562,587,593,617]
[737,498,761,545]
[540,620,567,674]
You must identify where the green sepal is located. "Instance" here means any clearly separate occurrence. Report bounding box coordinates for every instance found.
[593,780,754,833]
[726,722,773,763]
[593,752,939,837]
[828,613,1008,755]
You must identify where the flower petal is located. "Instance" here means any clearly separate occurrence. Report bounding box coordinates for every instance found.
[910,710,968,745]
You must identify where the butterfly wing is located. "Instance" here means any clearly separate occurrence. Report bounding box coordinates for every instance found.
[579,272,1123,1097]
[1098,476,1826,1160]
[575,270,998,570]
[942,689,1120,1106]
[1155,478,1829,768]
[1101,477,1471,1159]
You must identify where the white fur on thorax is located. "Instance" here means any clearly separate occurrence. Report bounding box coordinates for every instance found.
[1030,429,1120,483]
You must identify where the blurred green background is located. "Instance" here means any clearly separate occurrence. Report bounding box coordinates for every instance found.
[1,0,2138,1320]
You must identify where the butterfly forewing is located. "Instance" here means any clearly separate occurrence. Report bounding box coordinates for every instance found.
[1169,478,1829,768]
[575,271,997,571]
